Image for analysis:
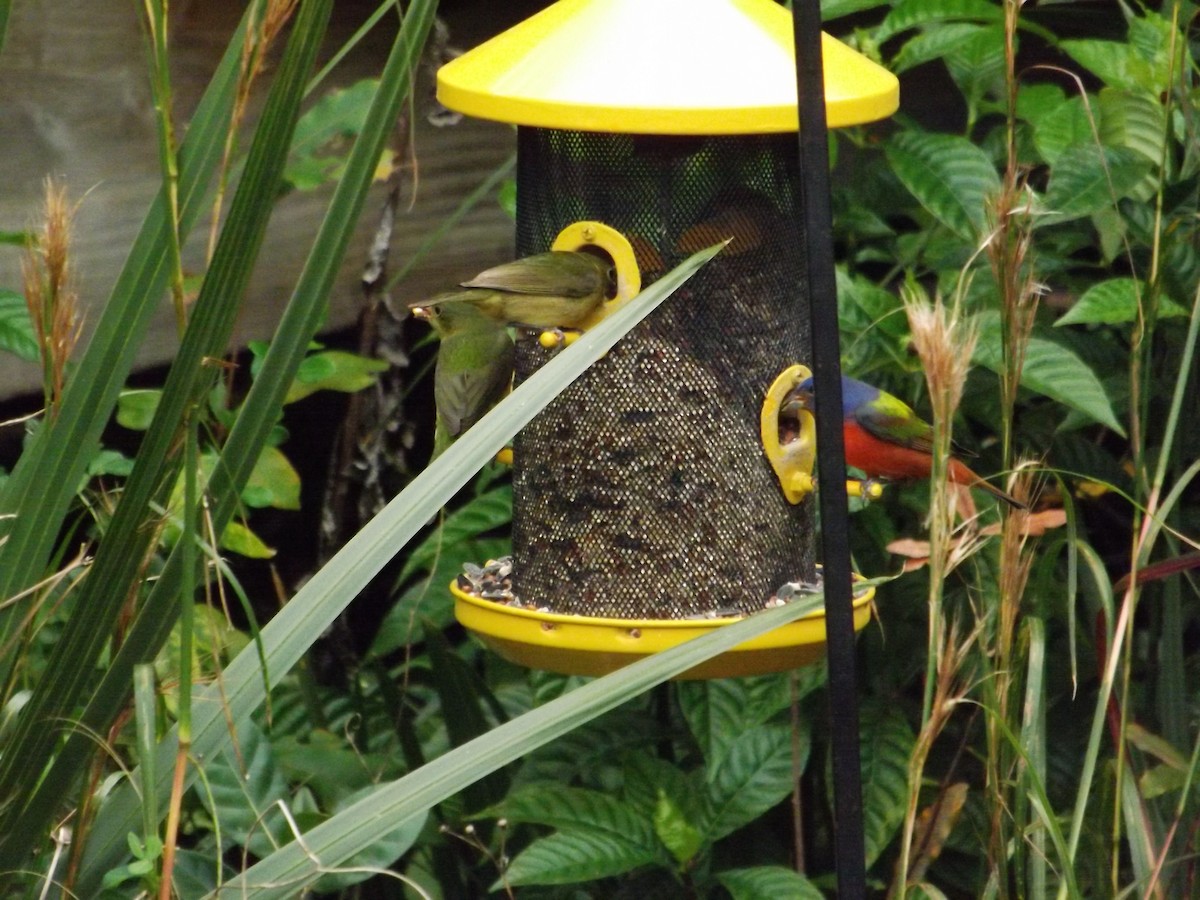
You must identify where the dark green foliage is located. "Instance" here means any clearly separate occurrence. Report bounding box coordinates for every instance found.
[1,1,1197,897]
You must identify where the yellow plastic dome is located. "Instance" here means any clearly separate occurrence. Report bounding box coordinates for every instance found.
[437,0,898,134]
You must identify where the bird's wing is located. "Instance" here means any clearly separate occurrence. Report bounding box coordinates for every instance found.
[855,391,936,453]
[435,329,515,436]
[462,252,605,297]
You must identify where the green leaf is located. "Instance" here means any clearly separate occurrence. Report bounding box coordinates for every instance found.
[1097,87,1167,201]
[497,178,517,219]
[891,23,983,74]
[718,865,825,900]
[885,131,1001,240]
[370,537,508,656]
[876,0,1003,43]
[821,0,891,19]
[310,787,425,893]
[1098,88,1167,167]
[285,349,387,403]
[398,484,513,582]
[1061,13,1182,94]
[503,830,656,887]
[1125,722,1189,770]
[747,667,827,718]
[1090,205,1127,265]
[86,449,135,479]
[706,723,797,841]
[1042,145,1152,224]
[654,788,704,866]
[424,621,509,811]
[159,452,279,557]
[0,289,38,362]
[217,520,276,559]
[1056,277,1188,327]
[837,268,907,338]
[678,672,818,778]
[678,679,754,774]
[100,859,145,892]
[170,848,230,897]
[623,752,708,834]
[199,717,290,858]
[1015,83,1066,124]
[242,445,301,510]
[974,312,1126,434]
[285,79,379,191]
[155,605,248,709]
[858,705,914,867]
[115,390,162,431]
[1031,95,1094,167]
[1059,39,1157,93]
[274,730,393,807]
[154,609,248,715]
[1140,764,1189,800]
[498,783,656,847]
[943,24,1007,115]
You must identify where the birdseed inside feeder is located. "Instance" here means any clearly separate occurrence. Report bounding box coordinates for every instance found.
[437,0,897,674]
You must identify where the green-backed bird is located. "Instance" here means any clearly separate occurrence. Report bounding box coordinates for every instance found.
[785,374,1027,509]
[412,250,613,330]
[412,301,514,457]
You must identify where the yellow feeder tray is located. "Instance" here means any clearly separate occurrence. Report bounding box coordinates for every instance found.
[453,578,873,680]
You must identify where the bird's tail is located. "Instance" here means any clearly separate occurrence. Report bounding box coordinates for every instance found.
[949,458,1029,510]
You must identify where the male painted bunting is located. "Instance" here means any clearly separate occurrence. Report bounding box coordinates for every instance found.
[784,374,1027,509]
[411,301,514,457]
[412,250,613,331]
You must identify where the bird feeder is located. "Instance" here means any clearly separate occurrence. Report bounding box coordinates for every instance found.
[438,0,897,676]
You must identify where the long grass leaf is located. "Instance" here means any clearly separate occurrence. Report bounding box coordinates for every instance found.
[1149,278,1200,503]
[1119,755,1157,892]
[1061,539,1115,884]
[61,0,441,786]
[215,593,825,898]
[1021,617,1047,898]
[133,665,158,847]
[77,242,723,887]
[983,699,1080,899]
[61,6,443,890]
[0,8,251,615]
[0,0,333,874]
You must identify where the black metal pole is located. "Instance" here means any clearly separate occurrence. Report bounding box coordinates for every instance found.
[790,2,867,896]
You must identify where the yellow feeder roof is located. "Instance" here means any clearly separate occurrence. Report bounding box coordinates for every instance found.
[437,0,898,134]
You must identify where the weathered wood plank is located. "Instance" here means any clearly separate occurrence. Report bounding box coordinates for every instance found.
[0,0,516,402]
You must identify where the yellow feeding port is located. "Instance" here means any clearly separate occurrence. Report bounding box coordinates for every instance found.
[437,0,898,134]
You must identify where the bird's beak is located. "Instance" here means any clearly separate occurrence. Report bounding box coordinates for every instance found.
[781,388,813,417]
[778,387,814,447]
[410,305,432,321]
